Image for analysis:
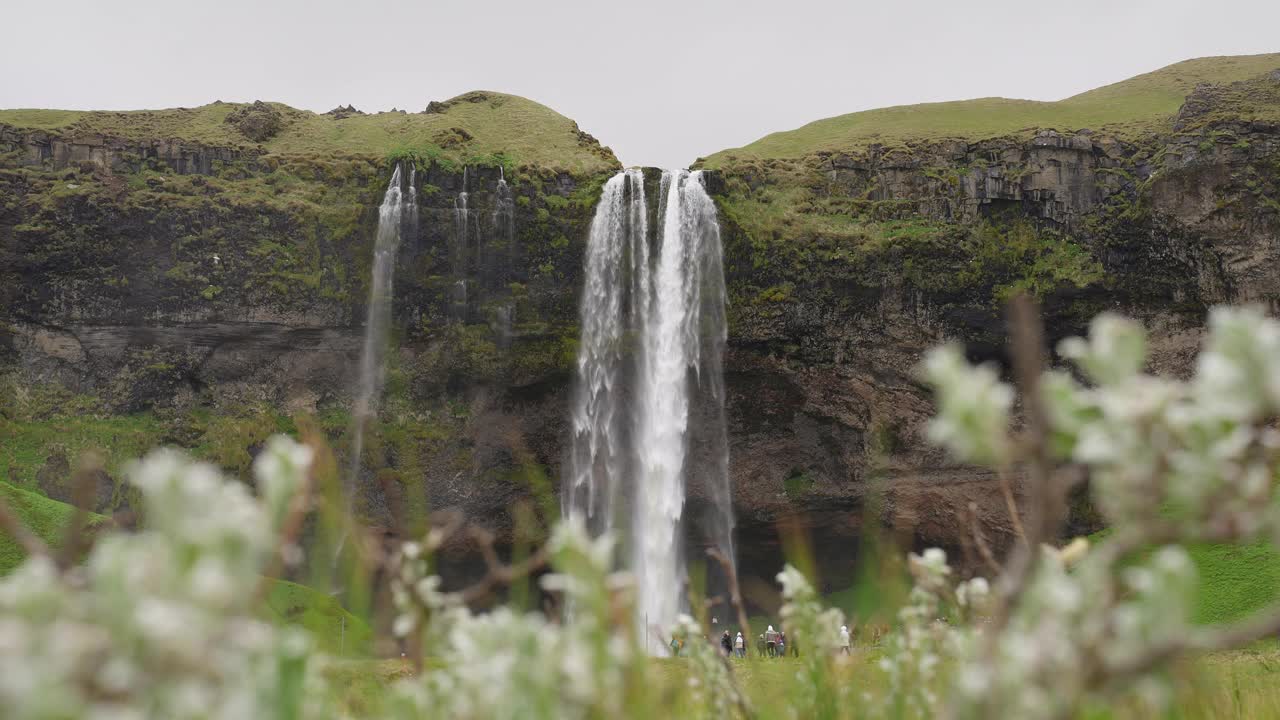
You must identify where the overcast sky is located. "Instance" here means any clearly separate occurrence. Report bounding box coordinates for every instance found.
[3,0,1277,168]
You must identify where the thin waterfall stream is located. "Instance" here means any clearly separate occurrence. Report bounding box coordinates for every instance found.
[348,163,417,495]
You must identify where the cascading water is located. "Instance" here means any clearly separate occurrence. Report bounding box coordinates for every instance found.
[451,167,470,321]
[566,168,734,653]
[566,169,648,535]
[492,166,515,290]
[348,162,417,491]
[491,168,517,348]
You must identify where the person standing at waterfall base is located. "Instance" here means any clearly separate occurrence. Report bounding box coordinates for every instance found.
[720,631,732,656]
[840,624,852,655]
[764,625,778,656]
[777,630,786,659]
[734,632,745,658]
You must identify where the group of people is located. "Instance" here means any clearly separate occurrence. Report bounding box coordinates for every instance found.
[756,625,792,657]
[718,630,748,657]
[699,623,853,658]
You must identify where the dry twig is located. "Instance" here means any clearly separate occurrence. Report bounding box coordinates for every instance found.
[457,525,550,605]
[967,502,1004,576]
[708,547,753,656]
[989,293,1055,632]
[57,453,104,570]
[997,469,1027,545]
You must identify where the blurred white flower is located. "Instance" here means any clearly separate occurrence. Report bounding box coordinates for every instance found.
[922,344,1014,466]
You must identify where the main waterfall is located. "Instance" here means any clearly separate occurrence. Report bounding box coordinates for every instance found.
[566,168,734,652]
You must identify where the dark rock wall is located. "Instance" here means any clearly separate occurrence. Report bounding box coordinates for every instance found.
[704,106,1280,587]
[4,77,1280,592]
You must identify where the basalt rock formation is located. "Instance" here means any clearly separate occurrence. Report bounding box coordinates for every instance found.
[697,56,1280,594]
[3,58,1280,603]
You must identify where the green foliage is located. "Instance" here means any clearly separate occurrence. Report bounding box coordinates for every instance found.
[712,162,1104,330]
[783,467,815,498]
[386,144,457,173]
[188,408,297,476]
[959,221,1105,304]
[754,283,794,304]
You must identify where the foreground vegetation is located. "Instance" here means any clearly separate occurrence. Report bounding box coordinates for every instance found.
[5,302,1280,718]
[319,649,1280,719]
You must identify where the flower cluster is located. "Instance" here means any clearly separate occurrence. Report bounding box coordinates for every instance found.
[871,549,986,720]
[918,306,1280,717]
[0,436,319,720]
[670,613,748,718]
[389,518,641,720]
[776,565,849,718]
[922,345,1014,466]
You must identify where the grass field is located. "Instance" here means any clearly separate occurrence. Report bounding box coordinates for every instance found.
[0,91,620,175]
[1188,542,1280,625]
[702,53,1280,166]
[0,412,164,490]
[323,646,1280,719]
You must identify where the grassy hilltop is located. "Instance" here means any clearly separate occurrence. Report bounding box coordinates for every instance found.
[703,53,1280,166]
[0,91,619,175]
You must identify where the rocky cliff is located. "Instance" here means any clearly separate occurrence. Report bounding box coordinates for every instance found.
[698,58,1280,588]
[0,94,616,561]
[3,59,1280,599]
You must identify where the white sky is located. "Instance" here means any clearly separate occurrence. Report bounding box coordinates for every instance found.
[2,0,1277,169]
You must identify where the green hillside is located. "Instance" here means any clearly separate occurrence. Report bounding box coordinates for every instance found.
[0,91,619,175]
[702,53,1280,166]
[0,480,107,573]
[1187,542,1280,625]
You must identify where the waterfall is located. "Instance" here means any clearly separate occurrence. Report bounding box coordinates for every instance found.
[451,167,470,321]
[493,167,515,289]
[566,168,734,653]
[566,169,648,535]
[492,168,516,345]
[349,163,416,491]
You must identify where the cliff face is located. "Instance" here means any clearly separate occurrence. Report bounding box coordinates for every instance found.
[0,98,614,552]
[702,70,1280,585]
[3,66,1280,595]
